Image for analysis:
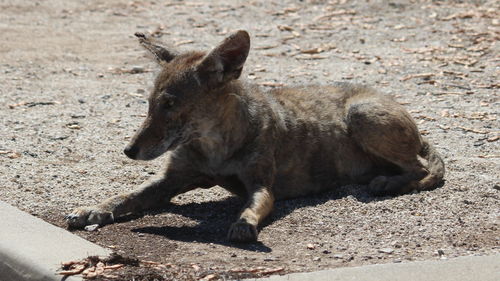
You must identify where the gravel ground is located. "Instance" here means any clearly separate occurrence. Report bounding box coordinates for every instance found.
[1,0,499,280]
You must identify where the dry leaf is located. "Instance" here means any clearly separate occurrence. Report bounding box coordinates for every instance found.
[59,264,86,276]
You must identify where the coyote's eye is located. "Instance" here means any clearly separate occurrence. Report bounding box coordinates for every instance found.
[164,99,175,109]
[162,93,176,109]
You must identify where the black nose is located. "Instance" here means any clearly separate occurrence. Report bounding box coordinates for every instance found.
[124,145,139,159]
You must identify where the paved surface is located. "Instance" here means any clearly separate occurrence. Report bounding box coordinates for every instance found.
[0,201,111,281]
[250,254,500,281]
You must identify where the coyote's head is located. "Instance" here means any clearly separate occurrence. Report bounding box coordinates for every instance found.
[123,30,250,160]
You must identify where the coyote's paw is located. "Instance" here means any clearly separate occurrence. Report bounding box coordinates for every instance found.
[227,220,258,242]
[369,175,418,196]
[66,206,114,228]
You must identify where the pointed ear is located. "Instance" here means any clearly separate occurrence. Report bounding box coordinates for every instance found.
[197,30,250,88]
[135,32,176,64]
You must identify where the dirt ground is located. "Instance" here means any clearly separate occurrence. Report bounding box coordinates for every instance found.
[1,0,499,280]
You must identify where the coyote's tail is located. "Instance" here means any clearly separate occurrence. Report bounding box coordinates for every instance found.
[417,138,445,190]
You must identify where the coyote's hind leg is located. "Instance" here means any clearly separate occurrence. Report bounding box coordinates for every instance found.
[346,98,429,195]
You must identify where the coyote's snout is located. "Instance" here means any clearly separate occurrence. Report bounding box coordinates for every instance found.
[67,30,445,242]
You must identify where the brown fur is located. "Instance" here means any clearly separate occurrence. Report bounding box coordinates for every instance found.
[67,30,445,242]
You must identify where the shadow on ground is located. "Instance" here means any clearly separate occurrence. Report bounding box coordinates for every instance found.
[128,183,388,251]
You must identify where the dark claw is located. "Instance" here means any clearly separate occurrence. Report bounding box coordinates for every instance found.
[134,32,146,39]
[65,214,78,220]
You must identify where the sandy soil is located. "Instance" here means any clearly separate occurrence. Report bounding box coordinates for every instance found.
[1,0,498,280]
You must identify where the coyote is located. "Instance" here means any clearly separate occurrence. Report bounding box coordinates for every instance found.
[67,30,444,242]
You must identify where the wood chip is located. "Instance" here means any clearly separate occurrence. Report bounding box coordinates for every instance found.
[295,54,328,60]
[457,126,489,134]
[441,12,476,21]
[392,37,407,42]
[174,40,194,46]
[259,82,284,87]
[260,267,285,275]
[230,267,263,273]
[67,124,81,130]
[201,274,217,281]
[314,9,356,21]
[8,101,60,109]
[300,47,325,54]
[255,44,279,50]
[401,73,436,81]
[453,58,478,66]
[477,154,500,158]
[487,136,499,142]
[277,24,294,31]
[433,91,469,96]
[8,152,21,159]
[103,264,124,270]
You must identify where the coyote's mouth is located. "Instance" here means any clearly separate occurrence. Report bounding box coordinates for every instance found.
[165,134,182,151]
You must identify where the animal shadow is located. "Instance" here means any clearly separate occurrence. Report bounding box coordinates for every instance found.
[129,184,387,251]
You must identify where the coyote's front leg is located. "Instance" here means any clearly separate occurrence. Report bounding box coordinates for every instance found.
[228,187,275,242]
[66,169,202,228]
[228,160,276,242]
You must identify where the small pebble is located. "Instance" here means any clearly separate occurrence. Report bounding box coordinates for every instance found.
[84,224,99,232]
[130,66,145,74]
[379,248,394,254]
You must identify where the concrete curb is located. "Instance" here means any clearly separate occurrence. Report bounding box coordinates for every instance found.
[0,201,111,281]
[248,254,500,281]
